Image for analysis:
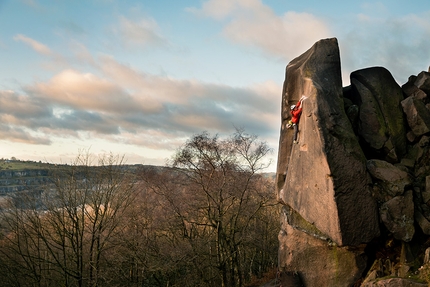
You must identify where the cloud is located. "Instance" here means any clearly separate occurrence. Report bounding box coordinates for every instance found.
[0,90,49,119]
[0,124,51,145]
[190,0,429,87]
[0,39,6,50]
[60,21,86,36]
[187,0,239,19]
[13,34,52,55]
[27,69,160,114]
[53,110,121,134]
[70,41,96,65]
[113,16,169,49]
[188,0,332,60]
[224,11,331,59]
[0,54,280,149]
[339,10,430,85]
[21,0,38,7]
[359,2,389,18]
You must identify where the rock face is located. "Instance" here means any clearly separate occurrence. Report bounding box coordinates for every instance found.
[361,278,427,287]
[276,37,430,286]
[379,190,415,242]
[366,159,411,201]
[401,96,430,137]
[278,206,367,287]
[350,67,407,162]
[277,38,380,248]
[0,169,50,194]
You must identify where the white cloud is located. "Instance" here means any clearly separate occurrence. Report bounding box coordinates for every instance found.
[189,0,332,60]
[114,15,169,49]
[21,0,38,7]
[13,34,52,55]
[339,10,430,85]
[0,52,280,153]
[360,2,388,17]
[224,10,331,59]
[187,0,239,19]
[27,69,162,114]
[0,121,51,145]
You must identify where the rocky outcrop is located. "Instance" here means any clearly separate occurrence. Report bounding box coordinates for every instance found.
[379,190,415,242]
[366,159,411,201]
[401,96,430,137]
[349,67,407,162]
[278,206,367,287]
[277,38,380,248]
[276,38,430,286]
[0,169,50,194]
[361,278,427,287]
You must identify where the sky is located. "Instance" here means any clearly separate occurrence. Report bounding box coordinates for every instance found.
[1,0,430,171]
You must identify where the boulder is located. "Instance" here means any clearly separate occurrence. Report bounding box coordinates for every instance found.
[403,136,429,173]
[417,136,430,159]
[422,191,430,204]
[380,190,415,242]
[406,130,418,142]
[276,38,380,247]
[414,71,430,95]
[400,158,415,168]
[366,159,411,199]
[402,82,427,100]
[361,278,427,287]
[402,76,427,100]
[401,96,430,137]
[276,38,430,286]
[401,135,430,184]
[424,247,430,264]
[278,206,366,287]
[414,136,430,178]
[415,184,430,235]
[276,271,304,287]
[362,258,405,284]
[350,67,407,162]
[426,176,430,194]
[415,209,430,235]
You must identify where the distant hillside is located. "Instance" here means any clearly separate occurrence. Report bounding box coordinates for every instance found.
[0,159,169,195]
[0,159,55,170]
[0,159,275,196]
[0,160,52,194]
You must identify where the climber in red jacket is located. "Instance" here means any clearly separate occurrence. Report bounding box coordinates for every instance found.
[286,95,306,143]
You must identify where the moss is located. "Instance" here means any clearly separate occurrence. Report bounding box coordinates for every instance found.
[419,262,430,284]
[303,67,314,78]
[331,245,340,284]
[286,206,329,240]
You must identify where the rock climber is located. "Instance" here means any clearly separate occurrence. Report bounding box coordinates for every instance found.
[286,95,306,143]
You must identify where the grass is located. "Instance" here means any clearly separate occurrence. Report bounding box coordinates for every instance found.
[0,160,53,171]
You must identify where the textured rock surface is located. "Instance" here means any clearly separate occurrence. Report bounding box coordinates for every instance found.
[276,37,380,247]
[361,278,427,287]
[366,159,411,200]
[414,71,430,95]
[278,206,366,287]
[415,209,430,235]
[276,37,430,287]
[380,190,415,241]
[350,67,406,162]
[401,96,430,137]
[402,77,427,100]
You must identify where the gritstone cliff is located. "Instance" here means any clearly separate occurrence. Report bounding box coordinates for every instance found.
[276,38,430,287]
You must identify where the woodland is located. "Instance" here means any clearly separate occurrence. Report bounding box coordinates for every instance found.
[0,130,279,287]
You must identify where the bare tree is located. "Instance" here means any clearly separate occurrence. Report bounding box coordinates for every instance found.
[101,168,176,287]
[0,132,279,287]
[0,153,137,287]
[164,129,276,287]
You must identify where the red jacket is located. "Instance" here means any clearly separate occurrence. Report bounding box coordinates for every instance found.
[291,100,302,124]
